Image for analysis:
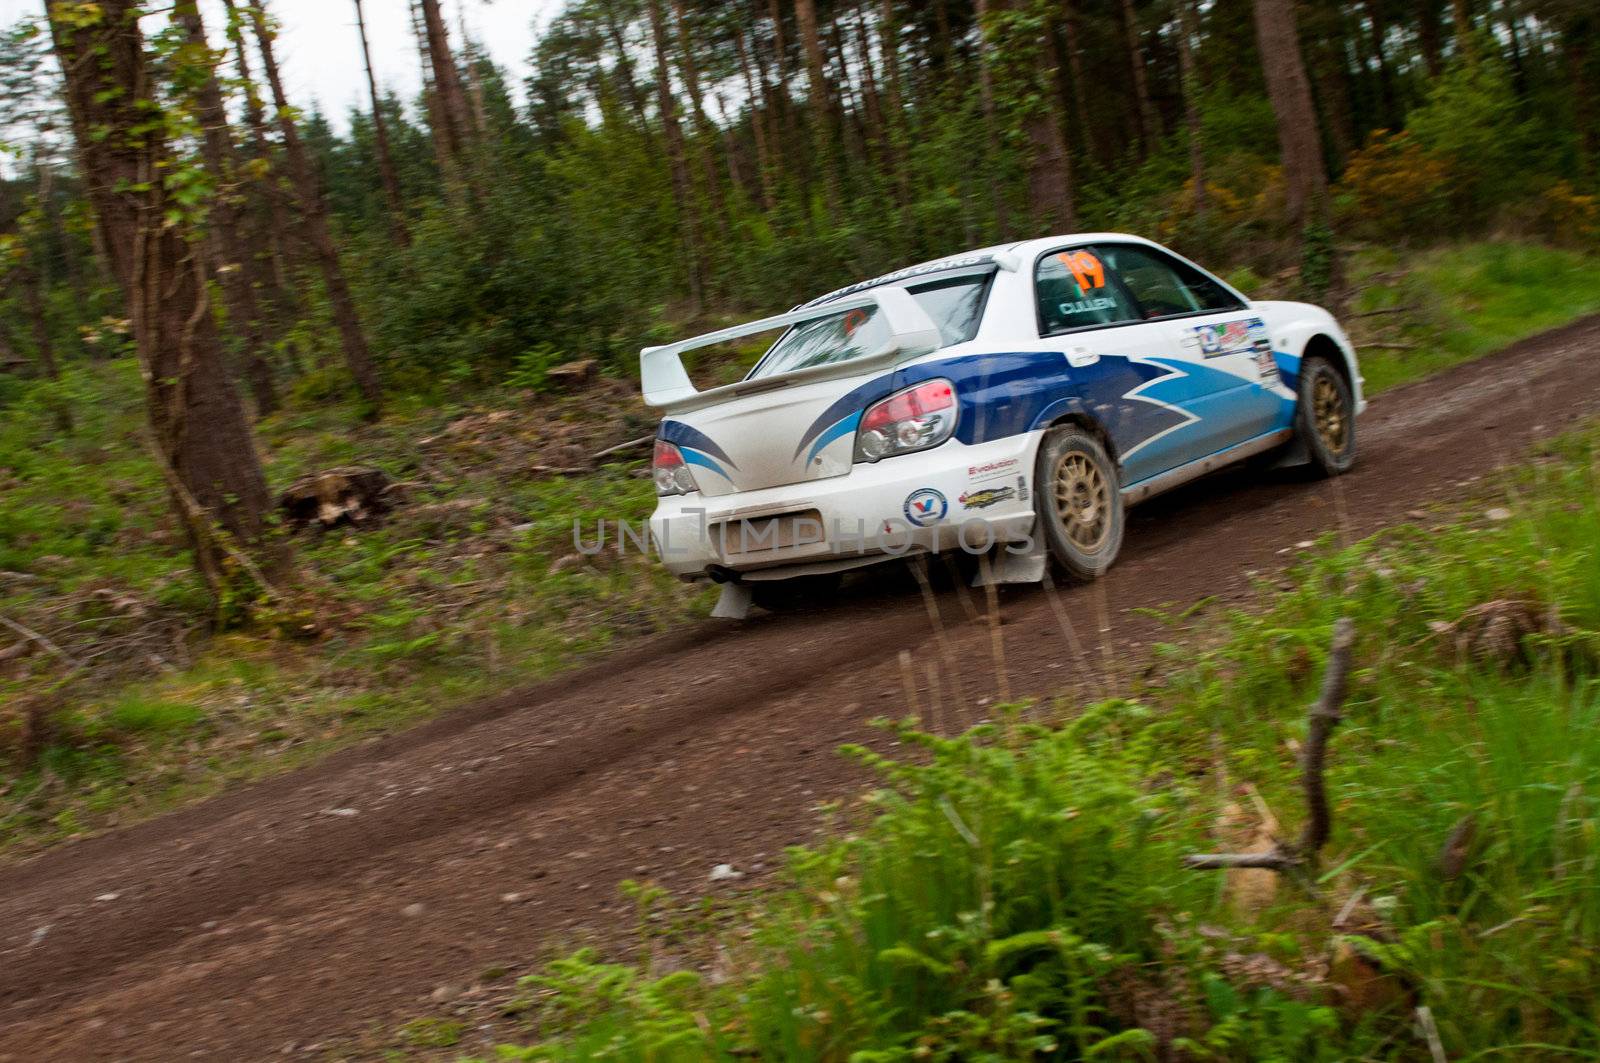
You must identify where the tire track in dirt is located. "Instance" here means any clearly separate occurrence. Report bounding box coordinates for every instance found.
[2,316,1598,1061]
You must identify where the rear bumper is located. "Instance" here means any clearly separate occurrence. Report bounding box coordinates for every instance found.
[649,433,1042,580]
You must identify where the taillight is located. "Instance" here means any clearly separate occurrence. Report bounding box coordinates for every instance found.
[854,379,957,463]
[653,440,699,496]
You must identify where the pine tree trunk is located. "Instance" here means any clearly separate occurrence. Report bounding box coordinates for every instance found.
[1570,27,1597,177]
[409,0,457,184]
[1024,26,1077,232]
[19,258,73,434]
[877,0,915,211]
[1452,0,1473,57]
[1059,0,1097,158]
[418,0,475,162]
[456,7,489,135]
[251,1,384,415]
[218,0,297,323]
[1310,31,1354,174]
[794,0,843,218]
[1,172,72,431]
[1417,0,1444,78]
[601,2,654,136]
[851,6,887,165]
[1176,0,1207,217]
[32,164,89,360]
[1252,0,1328,231]
[175,0,280,419]
[765,0,800,169]
[645,0,707,309]
[733,25,778,208]
[1364,0,1397,129]
[354,0,411,247]
[1119,0,1158,157]
[47,0,281,596]
[973,0,1012,239]
[669,0,731,247]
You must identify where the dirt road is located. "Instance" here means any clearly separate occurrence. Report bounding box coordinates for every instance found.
[3,317,1599,1060]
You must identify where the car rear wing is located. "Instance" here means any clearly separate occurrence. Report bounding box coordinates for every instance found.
[640,286,943,413]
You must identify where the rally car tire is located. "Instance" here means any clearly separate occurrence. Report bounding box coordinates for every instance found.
[1034,426,1124,580]
[1295,356,1357,477]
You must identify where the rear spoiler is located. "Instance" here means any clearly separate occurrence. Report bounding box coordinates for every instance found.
[640,286,942,413]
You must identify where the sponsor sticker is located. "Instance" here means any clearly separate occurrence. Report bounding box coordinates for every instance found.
[1196,316,1268,359]
[968,458,1019,483]
[1254,348,1280,384]
[959,486,1016,510]
[903,487,948,528]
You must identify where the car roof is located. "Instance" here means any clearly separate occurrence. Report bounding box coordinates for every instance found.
[801,233,1163,309]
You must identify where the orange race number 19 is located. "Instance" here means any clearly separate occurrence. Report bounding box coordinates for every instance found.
[1057,250,1105,294]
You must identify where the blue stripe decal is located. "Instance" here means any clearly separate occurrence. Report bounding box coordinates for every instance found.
[1272,350,1302,394]
[658,421,739,470]
[788,350,1293,486]
[805,411,863,465]
[681,348,1299,491]
[680,448,733,482]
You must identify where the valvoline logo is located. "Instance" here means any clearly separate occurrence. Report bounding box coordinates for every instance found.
[903,488,948,528]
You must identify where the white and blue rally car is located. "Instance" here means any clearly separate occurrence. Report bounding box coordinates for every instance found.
[642,234,1362,617]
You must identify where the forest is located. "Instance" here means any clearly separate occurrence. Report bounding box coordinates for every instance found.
[0,0,1595,607]
[2,1,1600,1057]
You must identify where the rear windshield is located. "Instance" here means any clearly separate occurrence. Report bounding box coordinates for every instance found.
[748,272,992,380]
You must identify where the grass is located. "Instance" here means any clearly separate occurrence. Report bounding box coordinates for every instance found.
[0,359,711,854]
[480,423,1600,1060]
[1349,241,1600,394]
[1,239,1596,860]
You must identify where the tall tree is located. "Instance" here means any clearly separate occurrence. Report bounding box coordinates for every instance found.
[1252,0,1329,231]
[174,0,280,418]
[418,0,475,165]
[1119,0,1158,157]
[731,23,778,208]
[1176,0,1208,217]
[218,0,297,311]
[973,0,1012,238]
[794,0,842,217]
[669,1,731,245]
[353,0,410,247]
[645,0,707,308]
[46,0,281,597]
[249,0,384,414]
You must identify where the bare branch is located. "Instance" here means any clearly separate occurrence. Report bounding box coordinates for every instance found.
[0,614,80,670]
[1186,618,1355,876]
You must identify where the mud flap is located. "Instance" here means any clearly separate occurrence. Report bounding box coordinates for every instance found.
[710,581,754,620]
[1267,435,1310,469]
[971,536,1048,587]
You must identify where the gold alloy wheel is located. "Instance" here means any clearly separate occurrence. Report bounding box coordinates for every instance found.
[1053,451,1111,552]
[1312,374,1349,453]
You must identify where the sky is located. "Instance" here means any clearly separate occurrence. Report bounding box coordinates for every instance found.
[0,0,569,128]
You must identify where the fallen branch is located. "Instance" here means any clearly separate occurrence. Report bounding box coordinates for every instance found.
[1350,305,1416,319]
[1358,342,1419,351]
[0,614,80,670]
[591,434,653,461]
[1185,618,1355,876]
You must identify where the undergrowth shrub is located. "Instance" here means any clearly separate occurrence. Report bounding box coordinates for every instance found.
[500,425,1600,1061]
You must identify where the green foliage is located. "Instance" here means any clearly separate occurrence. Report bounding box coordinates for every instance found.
[1350,242,1600,393]
[501,423,1600,1060]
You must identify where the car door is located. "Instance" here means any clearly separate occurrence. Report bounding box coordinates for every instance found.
[1032,245,1201,487]
[1094,243,1288,480]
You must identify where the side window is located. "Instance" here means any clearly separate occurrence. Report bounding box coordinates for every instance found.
[1034,247,1139,336]
[1099,244,1244,319]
